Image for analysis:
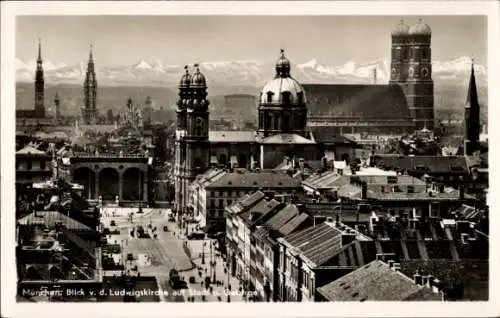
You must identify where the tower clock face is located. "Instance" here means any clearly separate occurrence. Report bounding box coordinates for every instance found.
[408,67,415,78]
[421,67,429,78]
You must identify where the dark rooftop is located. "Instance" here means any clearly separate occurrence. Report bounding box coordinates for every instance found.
[206,170,302,189]
[304,84,412,120]
[282,223,344,267]
[317,260,441,301]
[371,154,469,174]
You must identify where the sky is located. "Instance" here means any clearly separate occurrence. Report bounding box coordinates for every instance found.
[16,15,487,66]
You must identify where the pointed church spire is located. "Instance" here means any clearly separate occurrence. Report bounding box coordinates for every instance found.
[37,38,42,62]
[465,57,478,108]
[89,44,94,63]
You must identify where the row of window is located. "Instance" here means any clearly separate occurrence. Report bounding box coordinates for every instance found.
[16,160,48,171]
[210,190,247,198]
[259,112,306,131]
[263,91,305,104]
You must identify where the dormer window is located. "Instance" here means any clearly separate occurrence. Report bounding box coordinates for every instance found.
[266,91,275,103]
[282,91,291,105]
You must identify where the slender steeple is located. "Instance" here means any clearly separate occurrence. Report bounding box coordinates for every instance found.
[83,44,98,124]
[464,58,481,155]
[37,38,42,63]
[34,38,45,118]
[54,92,61,121]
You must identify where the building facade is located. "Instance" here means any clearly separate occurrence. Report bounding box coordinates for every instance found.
[16,146,52,186]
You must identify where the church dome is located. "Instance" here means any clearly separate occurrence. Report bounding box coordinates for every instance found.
[260,77,306,105]
[409,19,432,35]
[260,50,306,105]
[191,64,206,87]
[392,20,409,36]
[179,65,191,87]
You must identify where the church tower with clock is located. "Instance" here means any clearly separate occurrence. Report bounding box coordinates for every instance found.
[390,19,434,130]
[406,19,435,130]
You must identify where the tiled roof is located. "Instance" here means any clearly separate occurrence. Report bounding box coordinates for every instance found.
[337,183,474,201]
[261,133,316,145]
[240,198,282,227]
[208,130,257,143]
[366,190,474,201]
[206,170,302,189]
[241,191,266,207]
[304,84,412,120]
[371,155,469,174]
[283,223,344,267]
[279,213,313,236]
[317,260,441,301]
[303,172,349,190]
[265,204,300,230]
[16,146,47,156]
[18,211,93,231]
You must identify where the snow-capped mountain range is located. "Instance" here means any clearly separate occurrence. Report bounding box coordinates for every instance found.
[16,56,486,87]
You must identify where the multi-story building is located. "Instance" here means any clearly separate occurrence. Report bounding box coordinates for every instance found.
[16,145,52,187]
[202,170,303,233]
[188,168,227,222]
[253,204,313,301]
[277,221,373,301]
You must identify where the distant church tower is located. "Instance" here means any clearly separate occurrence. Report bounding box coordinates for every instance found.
[143,96,153,125]
[54,92,61,121]
[174,66,191,216]
[390,19,434,130]
[389,20,410,85]
[34,39,45,118]
[174,64,210,217]
[407,19,434,130]
[185,64,210,177]
[464,61,480,156]
[83,45,98,124]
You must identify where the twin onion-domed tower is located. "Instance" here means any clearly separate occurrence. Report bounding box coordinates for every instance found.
[390,19,434,130]
[174,64,210,214]
[258,49,308,138]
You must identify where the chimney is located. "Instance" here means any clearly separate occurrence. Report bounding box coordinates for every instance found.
[432,278,443,294]
[361,182,368,200]
[393,262,401,271]
[461,233,470,244]
[341,232,356,246]
[422,275,429,287]
[335,214,340,225]
[298,158,305,170]
[283,156,290,165]
[439,184,445,193]
[459,185,464,200]
[387,260,395,268]
[314,216,326,226]
[414,272,423,286]
[426,275,435,288]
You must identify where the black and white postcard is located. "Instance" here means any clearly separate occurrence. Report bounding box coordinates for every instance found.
[1,1,499,318]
